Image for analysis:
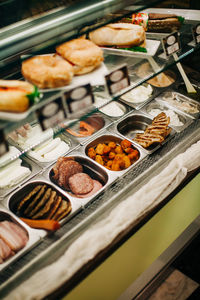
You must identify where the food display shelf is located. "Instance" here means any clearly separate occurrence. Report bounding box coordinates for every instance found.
[0,2,200,298]
[0,114,199,298]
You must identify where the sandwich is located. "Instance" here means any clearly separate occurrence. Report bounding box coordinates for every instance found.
[0,80,39,113]
[89,23,146,49]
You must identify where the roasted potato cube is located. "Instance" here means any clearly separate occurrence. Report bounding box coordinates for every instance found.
[121,139,132,150]
[109,151,116,160]
[87,147,96,159]
[108,142,116,149]
[124,147,134,154]
[95,155,104,165]
[103,145,111,155]
[115,145,123,154]
[106,160,113,169]
[96,143,104,155]
[128,150,139,161]
[122,155,131,168]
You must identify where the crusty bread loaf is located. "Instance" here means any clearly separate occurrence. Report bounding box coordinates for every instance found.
[89,23,145,47]
[56,38,103,75]
[0,80,34,113]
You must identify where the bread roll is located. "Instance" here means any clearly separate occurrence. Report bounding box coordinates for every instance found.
[0,80,35,113]
[89,23,145,47]
[56,38,103,75]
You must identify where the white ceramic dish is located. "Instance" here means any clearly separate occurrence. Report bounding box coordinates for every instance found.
[101,39,161,57]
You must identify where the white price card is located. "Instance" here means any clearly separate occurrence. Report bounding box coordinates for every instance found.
[162,32,181,57]
[63,84,94,114]
[36,96,67,131]
[0,130,9,158]
[192,23,200,45]
[105,65,130,96]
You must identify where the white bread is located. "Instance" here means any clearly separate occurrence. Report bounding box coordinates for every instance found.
[56,38,103,75]
[89,23,145,47]
[0,80,34,113]
[22,54,74,88]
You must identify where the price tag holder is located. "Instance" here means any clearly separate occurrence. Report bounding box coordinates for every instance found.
[0,130,9,158]
[36,96,67,131]
[105,64,130,96]
[63,84,94,114]
[162,31,181,57]
[192,23,200,45]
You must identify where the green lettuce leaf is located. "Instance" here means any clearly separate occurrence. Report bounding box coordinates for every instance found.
[26,86,40,105]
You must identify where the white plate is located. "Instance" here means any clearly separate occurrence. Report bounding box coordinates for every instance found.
[101,40,161,57]
[0,109,32,121]
[39,62,108,93]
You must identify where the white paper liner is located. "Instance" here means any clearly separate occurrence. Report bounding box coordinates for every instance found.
[4,140,200,300]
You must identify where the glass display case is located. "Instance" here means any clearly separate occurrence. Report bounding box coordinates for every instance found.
[0,0,200,298]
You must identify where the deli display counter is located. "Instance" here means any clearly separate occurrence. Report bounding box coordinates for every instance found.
[0,0,200,299]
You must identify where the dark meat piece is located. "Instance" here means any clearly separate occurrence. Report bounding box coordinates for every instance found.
[51,200,71,221]
[46,195,62,220]
[69,173,94,195]
[57,160,83,190]
[75,180,102,198]
[17,185,42,214]
[32,190,57,219]
[24,184,47,216]
[28,188,52,217]
[52,157,74,181]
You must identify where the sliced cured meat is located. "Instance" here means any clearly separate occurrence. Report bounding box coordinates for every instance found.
[0,238,13,262]
[8,222,28,245]
[32,190,57,219]
[52,157,74,180]
[57,160,83,190]
[69,173,94,195]
[0,221,26,251]
[17,185,42,214]
[75,180,102,198]
[28,188,52,217]
[24,184,47,216]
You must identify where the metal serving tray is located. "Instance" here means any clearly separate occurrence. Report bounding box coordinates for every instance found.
[111,111,176,154]
[84,131,147,176]
[3,178,81,237]
[157,90,200,119]
[63,113,113,146]
[25,132,79,169]
[141,99,194,132]
[0,207,41,272]
[0,157,42,199]
[97,100,132,121]
[43,154,115,208]
[8,129,79,170]
[119,83,157,111]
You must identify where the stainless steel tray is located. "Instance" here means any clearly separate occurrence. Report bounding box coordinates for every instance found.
[119,83,157,111]
[63,113,113,146]
[110,111,176,154]
[97,100,132,121]
[141,98,194,132]
[3,178,82,236]
[157,90,200,119]
[84,131,147,176]
[0,207,41,272]
[0,157,42,199]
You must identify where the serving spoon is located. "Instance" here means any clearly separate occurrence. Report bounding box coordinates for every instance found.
[173,53,196,94]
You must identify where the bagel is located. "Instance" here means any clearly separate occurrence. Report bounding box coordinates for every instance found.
[0,80,35,113]
[22,54,74,89]
[89,23,145,47]
[56,38,103,75]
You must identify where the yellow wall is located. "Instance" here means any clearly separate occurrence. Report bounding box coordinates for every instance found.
[64,173,200,300]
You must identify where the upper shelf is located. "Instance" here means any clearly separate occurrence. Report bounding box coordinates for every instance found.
[0,0,163,67]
